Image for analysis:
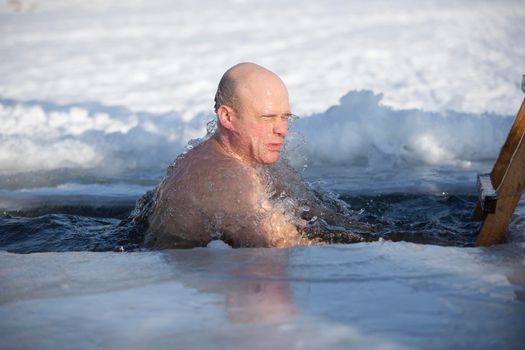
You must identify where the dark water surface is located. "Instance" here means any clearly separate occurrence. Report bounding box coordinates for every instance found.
[0,193,482,253]
[2,163,523,253]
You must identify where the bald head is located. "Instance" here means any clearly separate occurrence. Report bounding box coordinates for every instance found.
[214,62,287,113]
[213,63,291,164]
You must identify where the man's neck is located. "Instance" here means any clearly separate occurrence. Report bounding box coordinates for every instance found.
[212,131,257,167]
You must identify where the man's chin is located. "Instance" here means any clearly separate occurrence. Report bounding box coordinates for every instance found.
[261,152,281,164]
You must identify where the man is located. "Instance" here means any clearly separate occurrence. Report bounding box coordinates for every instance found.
[143,62,315,248]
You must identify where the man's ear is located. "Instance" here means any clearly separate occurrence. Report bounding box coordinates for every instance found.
[217,105,235,130]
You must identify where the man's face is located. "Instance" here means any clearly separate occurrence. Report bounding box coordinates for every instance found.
[230,81,291,164]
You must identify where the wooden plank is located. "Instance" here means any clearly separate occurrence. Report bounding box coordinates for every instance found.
[472,97,525,220]
[477,173,497,213]
[476,130,525,246]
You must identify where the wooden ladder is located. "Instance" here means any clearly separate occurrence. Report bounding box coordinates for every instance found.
[472,76,525,246]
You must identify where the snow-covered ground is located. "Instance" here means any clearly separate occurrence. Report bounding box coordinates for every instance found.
[0,0,524,177]
[1,0,523,116]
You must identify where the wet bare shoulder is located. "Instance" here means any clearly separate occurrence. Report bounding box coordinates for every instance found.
[165,140,256,192]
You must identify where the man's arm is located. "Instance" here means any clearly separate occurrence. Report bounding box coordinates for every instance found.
[217,164,314,248]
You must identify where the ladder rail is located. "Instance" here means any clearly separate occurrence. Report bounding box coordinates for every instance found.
[473,77,525,246]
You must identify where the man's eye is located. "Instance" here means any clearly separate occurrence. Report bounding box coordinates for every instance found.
[260,115,278,122]
[260,114,294,121]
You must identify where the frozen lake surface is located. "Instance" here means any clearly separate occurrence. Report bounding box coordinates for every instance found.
[1,241,525,350]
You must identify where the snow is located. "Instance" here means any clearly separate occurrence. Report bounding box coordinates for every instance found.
[1,0,523,116]
[0,0,524,176]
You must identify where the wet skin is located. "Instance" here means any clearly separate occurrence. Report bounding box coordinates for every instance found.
[144,63,316,248]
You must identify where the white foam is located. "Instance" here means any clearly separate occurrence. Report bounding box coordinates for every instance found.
[0,100,208,174]
[293,91,512,168]
[0,90,513,176]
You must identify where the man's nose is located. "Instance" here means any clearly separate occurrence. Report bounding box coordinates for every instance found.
[273,117,288,137]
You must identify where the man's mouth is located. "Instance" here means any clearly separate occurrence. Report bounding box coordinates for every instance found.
[267,143,283,151]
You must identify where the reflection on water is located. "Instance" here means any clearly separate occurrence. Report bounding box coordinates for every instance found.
[161,246,297,323]
[508,269,525,301]
[1,240,524,349]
